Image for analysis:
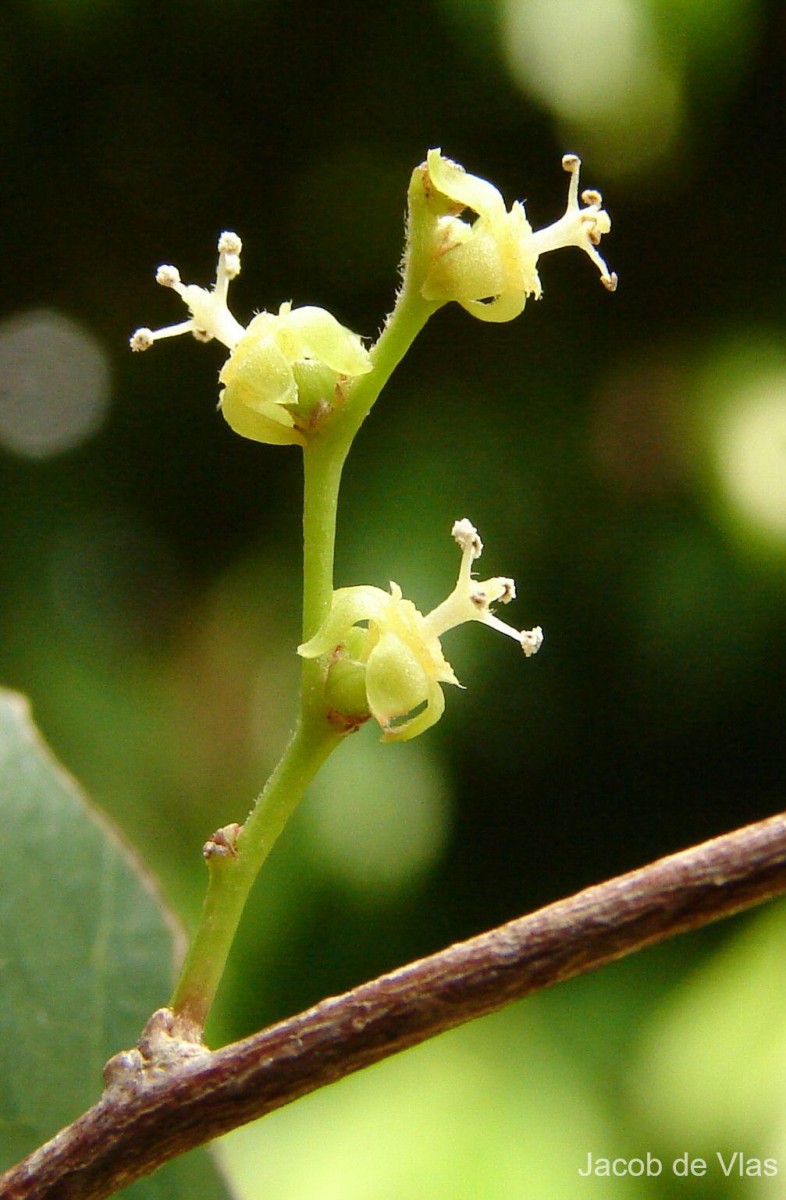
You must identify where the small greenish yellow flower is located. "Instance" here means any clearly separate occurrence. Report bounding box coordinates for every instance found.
[130,233,372,445]
[420,150,617,322]
[299,519,543,741]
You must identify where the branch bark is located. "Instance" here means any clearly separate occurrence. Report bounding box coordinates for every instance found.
[4,811,786,1200]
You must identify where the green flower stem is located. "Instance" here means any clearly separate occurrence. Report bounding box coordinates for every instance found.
[300,286,437,706]
[170,719,339,1033]
[341,288,438,444]
[301,436,345,637]
[170,262,440,1038]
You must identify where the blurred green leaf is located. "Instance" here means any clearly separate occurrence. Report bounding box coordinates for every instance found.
[0,686,233,1199]
[220,1005,640,1200]
[632,900,786,1153]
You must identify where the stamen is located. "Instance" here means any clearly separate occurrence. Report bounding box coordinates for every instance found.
[156,265,181,288]
[218,231,242,257]
[452,518,483,559]
[562,153,581,204]
[482,610,538,648]
[214,232,242,302]
[129,319,199,351]
[130,231,246,353]
[129,328,154,353]
[530,154,617,292]
[423,520,541,659]
[521,626,544,657]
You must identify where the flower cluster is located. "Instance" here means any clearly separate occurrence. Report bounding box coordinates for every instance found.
[131,233,371,444]
[298,520,542,741]
[419,150,616,321]
[128,153,615,739]
[130,153,615,446]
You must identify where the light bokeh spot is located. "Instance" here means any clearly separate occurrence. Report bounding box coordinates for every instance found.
[0,309,110,458]
[711,369,786,546]
[500,0,683,174]
[303,735,452,896]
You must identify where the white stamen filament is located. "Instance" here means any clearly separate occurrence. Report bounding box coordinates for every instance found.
[530,155,618,292]
[130,231,246,352]
[422,520,542,656]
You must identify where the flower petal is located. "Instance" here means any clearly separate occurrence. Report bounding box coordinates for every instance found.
[220,330,299,411]
[298,585,394,659]
[427,149,507,223]
[365,630,430,725]
[460,291,529,323]
[219,387,305,446]
[281,306,372,376]
[381,678,446,743]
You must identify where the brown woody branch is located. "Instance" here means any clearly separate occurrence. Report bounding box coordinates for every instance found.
[3,811,786,1200]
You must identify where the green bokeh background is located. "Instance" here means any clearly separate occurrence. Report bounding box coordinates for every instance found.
[1,0,785,1196]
